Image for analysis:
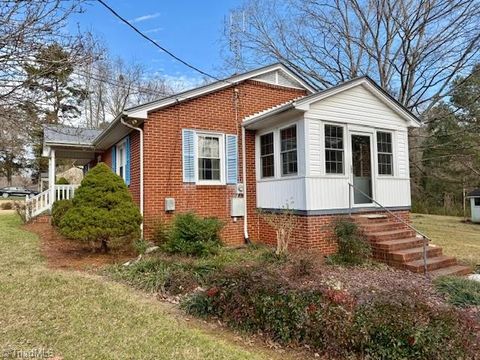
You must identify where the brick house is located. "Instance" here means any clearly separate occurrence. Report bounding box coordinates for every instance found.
[35,63,469,275]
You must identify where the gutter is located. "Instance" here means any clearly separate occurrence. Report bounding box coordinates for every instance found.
[120,116,145,239]
[241,126,250,243]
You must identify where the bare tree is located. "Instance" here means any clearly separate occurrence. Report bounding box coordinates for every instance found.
[82,57,173,127]
[0,0,90,107]
[225,0,480,112]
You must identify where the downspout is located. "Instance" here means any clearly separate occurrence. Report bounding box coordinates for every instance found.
[241,125,250,243]
[120,115,144,239]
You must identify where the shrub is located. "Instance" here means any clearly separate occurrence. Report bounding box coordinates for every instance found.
[51,199,73,227]
[163,212,223,256]
[152,219,169,245]
[351,297,476,360]
[330,218,371,265]
[56,177,70,185]
[59,163,142,252]
[182,265,478,359]
[133,238,149,255]
[1,202,12,210]
[434,276,480,307]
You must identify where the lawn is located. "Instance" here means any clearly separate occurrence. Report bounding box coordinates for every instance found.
[0,214,284,360]
[412,213,480,268]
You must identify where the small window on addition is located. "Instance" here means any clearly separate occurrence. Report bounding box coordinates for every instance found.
[475,198,480,206]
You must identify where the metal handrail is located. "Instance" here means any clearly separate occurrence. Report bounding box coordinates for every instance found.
[348,182,430,276]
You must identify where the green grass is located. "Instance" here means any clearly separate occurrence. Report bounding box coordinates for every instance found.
[0,214,278,360]
[412,213,480,268]
[434,276,480,307]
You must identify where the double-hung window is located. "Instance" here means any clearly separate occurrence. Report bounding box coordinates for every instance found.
[280,125,297,176]
[197,134,222,182]
[325,124,344,174]
[260,132,275,178]
[116,140,127,180]
[377,131,393,175]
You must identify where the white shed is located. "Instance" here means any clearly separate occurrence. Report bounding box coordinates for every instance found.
[467,189,480,223]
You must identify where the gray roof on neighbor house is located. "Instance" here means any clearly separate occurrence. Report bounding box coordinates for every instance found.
[467,189,480,197]
[44,125,102,146]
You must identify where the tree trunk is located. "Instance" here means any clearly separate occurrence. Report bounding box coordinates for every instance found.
[100,238,109,253]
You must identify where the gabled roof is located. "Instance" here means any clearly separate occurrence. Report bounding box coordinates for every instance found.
[467,189,480,197]
[243,76,421,128]
[93,63,317,149]
[44,125,102,146]
[125,63,317,119]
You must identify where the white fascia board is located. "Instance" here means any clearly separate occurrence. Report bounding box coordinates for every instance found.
[125,64,316,118]
[295,79,421,127]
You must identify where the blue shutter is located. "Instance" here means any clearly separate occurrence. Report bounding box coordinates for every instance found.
[125,135,131,186]
[226,134,238,184]
[111,145,117,172]
[182,129,195,182]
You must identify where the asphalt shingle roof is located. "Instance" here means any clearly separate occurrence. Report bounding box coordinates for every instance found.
[44,125,101,145]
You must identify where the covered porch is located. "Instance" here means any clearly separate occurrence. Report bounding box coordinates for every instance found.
[26,125,102,220]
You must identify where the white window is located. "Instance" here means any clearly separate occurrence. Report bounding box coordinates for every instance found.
[280,125,298,176]
[377,131,393,175]
[325,124,344,174]
[260,132,275,178]
[116,140,127,180]
[196,133,224,184]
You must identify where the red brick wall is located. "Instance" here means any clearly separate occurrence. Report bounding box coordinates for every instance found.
[142,80,307,245]
[250,210,411,255]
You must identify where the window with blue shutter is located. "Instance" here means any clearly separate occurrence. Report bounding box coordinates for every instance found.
[111,145,117,172]
[182,129,195,182]
[125,135,131,185]
[226,134,238,184]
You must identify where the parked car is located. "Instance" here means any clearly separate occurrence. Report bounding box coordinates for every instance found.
[0,187,39,198]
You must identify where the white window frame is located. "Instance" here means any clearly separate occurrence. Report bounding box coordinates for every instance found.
[280,124,298,177]
[376,130,394,177]
[324,123,346,176]
[195,131,225,185]
[260,132,275,178]
[116,139,127,181]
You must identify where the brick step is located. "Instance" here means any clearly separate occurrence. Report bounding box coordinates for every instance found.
[429,265,472,277]
[366,229,417,242]
[404,255,457,273]
[360,221,409,233]
[387,246,443,262]
[374,238,425,251]
[354,214,388,224]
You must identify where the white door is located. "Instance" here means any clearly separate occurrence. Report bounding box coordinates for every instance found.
[350,133,373,205]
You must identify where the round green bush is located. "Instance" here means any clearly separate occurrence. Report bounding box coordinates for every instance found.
[59,163,142,252]
[51,199,73,227]
[163,212,223,256]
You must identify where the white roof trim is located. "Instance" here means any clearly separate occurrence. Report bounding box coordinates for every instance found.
[125,63,316,119]
[243,77,421,128]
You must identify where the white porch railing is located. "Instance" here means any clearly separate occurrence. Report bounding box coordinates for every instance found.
[26,184,79,221]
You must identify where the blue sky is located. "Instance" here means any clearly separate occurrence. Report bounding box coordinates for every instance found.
[69,0,241,86]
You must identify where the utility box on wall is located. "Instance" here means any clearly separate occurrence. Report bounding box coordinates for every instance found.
[165,197,175,212]
[231,197,245,217]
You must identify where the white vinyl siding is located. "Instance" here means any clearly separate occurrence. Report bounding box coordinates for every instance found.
[255,84,412,211]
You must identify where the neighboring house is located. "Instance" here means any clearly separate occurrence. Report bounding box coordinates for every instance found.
[37,63,421,253]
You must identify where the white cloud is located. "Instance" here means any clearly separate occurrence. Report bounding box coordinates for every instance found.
[128,12,160,23]
[144,27,163,34]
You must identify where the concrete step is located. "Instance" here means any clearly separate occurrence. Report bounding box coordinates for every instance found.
[405,255,457,273]
[367,229,417,242]
[429,265,471,277]
[388,246,443,262]
[374,238,425,251]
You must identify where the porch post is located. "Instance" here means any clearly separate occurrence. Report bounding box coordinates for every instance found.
[49,149,56,203]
